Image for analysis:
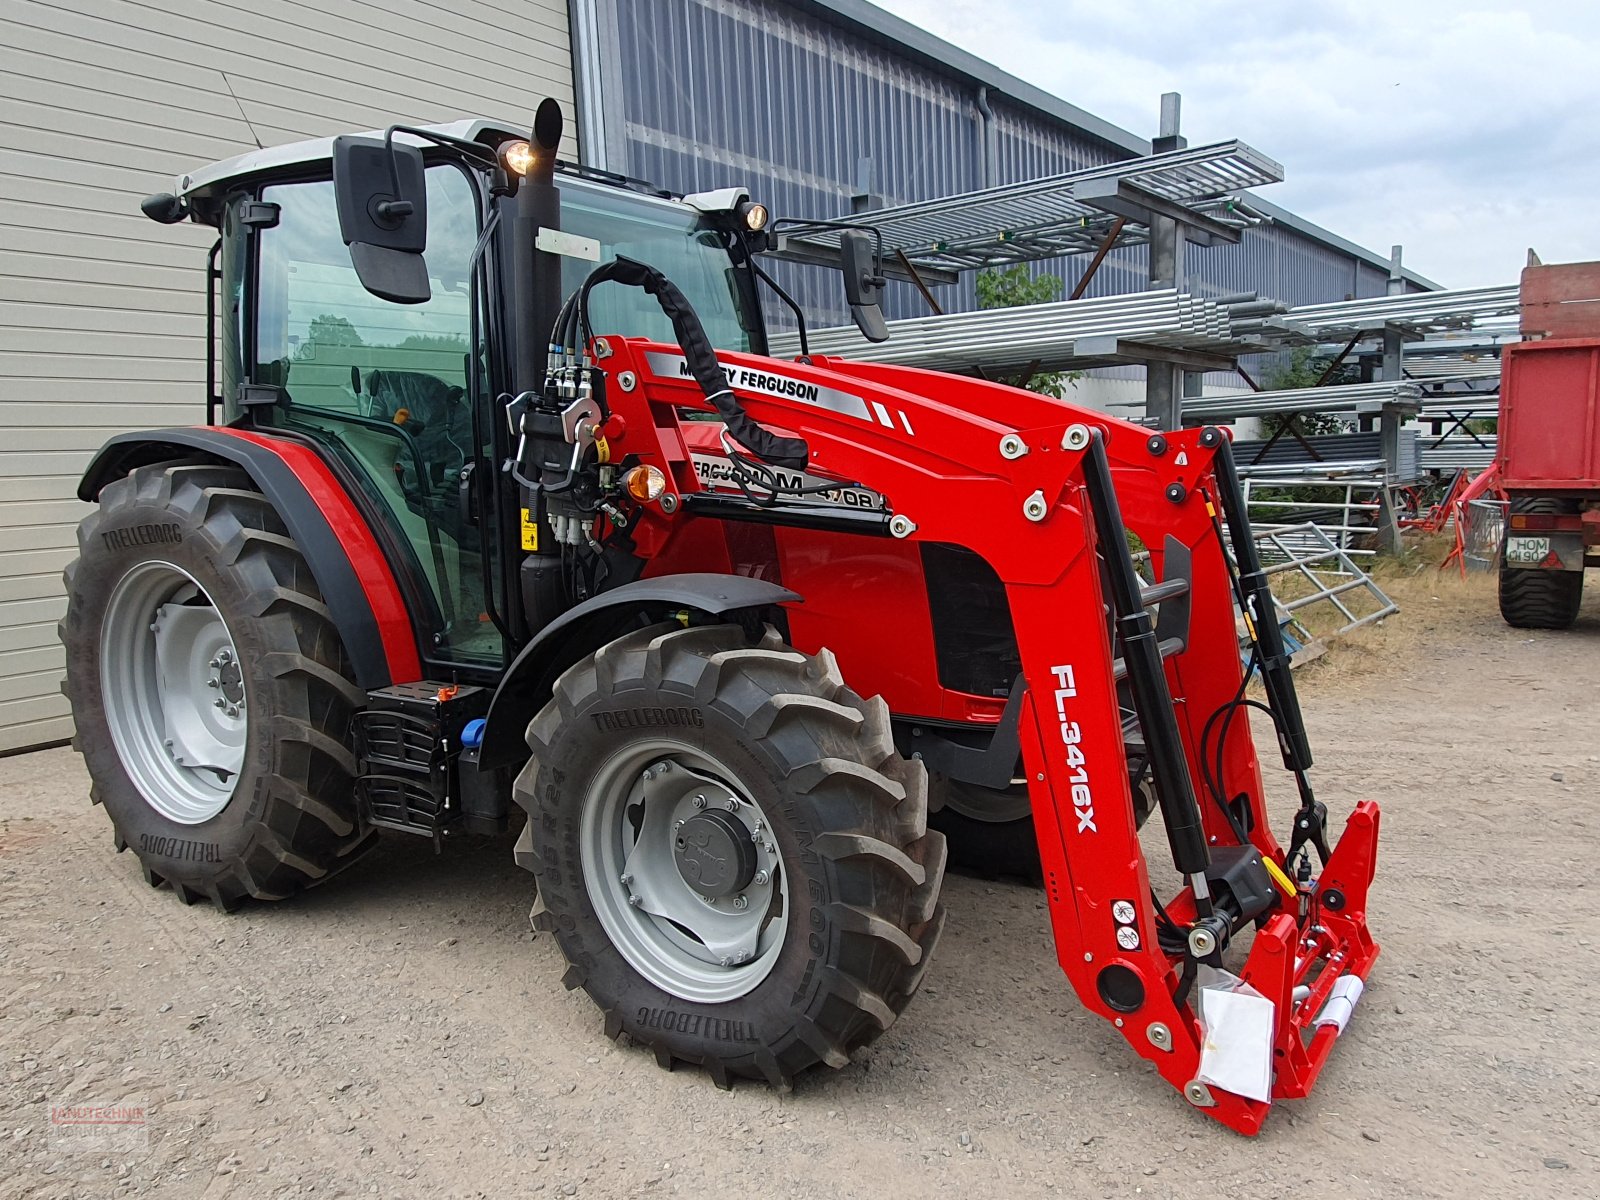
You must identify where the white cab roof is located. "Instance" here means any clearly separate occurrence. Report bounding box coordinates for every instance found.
[176,119,525,198]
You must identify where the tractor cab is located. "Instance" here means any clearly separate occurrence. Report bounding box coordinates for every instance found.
[163,118,775,672]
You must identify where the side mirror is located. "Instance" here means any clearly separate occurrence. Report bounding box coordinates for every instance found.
[140,193,189,224]
[332,135,430,305]
[840,230,888,342]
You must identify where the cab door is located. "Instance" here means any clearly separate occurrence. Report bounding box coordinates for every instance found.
[242,162,505,670]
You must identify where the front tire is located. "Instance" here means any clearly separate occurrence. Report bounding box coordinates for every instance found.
[514,623,946,1088]
[61,462,373,909]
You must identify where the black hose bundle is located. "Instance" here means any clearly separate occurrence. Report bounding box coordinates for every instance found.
[574,256,809,470]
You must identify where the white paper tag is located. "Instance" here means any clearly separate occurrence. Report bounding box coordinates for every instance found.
[1195,967,1276,1104]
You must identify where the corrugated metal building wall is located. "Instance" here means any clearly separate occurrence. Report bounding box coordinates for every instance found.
[578,0,1428,334]
[0,0,574,753]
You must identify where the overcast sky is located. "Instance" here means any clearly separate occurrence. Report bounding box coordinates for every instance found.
[874,0,1599,288]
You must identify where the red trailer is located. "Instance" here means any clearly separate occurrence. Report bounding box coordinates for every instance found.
[1496,261,1600,627]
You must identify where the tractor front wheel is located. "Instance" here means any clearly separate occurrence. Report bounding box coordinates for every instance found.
[61,462,372,909]
[514,623,945,1087]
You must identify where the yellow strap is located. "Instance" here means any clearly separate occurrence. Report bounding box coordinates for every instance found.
[1263,854,1297,899]
[594,434,610,464]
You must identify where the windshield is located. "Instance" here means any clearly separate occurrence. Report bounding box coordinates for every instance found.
[558,181,760,353]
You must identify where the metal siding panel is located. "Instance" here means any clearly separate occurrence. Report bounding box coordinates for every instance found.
[0,0,573,751]
[609,0,1385,326]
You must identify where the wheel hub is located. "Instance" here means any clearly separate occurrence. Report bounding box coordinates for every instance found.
[582,750,788,1002]
[674,808,757,899]
[101,562,246,824]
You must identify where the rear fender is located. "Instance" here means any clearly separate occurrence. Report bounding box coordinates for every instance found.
[79,428,422,688]
[479,574,800,769]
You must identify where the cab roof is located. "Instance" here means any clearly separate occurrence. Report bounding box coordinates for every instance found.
[176,119,525,200]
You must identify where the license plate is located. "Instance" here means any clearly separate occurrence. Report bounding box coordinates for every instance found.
[1505,536,1550,564]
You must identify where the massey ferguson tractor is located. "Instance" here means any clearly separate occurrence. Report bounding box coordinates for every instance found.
[61,101,1380,1134]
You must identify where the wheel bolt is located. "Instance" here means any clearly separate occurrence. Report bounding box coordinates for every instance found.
[226,705,239,717]
[692,794,706,810]
[620,873,633,885]
[731,894,749,910]
[215,698,227,709]
[753,870,770,886]
[206,678,220,689]
[724,798,740,811]
[628,895,642,907]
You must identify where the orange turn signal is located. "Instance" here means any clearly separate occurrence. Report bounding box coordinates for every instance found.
[624,464,668,503]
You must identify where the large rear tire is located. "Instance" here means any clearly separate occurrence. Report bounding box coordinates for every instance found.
[61,462,373,909]
[1498,497,1584,630]
[513,623,945,1088]
[928,778,1042,881]
[930,773,1154,883]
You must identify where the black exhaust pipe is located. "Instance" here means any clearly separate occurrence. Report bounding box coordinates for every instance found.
[513,98,564,396]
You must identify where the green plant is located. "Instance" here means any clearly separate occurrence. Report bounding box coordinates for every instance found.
[974,266,1082,398]
[1260,346,1350,437]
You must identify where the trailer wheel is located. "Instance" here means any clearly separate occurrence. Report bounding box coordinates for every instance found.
[61,463,373,910]
[1498,497,1584,630]
[930,774,1154,882]
[514,623,945,1088]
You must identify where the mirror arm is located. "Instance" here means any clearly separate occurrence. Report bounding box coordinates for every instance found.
[749,258,809,358]
[374,125,497,227]
[769,216,885,265]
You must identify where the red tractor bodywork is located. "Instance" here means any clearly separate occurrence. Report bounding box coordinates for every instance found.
[1501,262,1600,573]
[568,336,1381,1134]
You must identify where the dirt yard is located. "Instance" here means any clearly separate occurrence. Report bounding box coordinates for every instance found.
[3,562,1598,1200]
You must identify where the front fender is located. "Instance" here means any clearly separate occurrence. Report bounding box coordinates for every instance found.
[480,574,800,769]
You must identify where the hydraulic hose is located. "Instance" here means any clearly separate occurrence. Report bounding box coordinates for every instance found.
[578,256,809,469]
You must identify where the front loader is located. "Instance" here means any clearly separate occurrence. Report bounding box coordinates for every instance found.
[61,101,1380,1134]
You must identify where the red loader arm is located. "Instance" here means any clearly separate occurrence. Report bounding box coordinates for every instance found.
[582,337,1380,1134]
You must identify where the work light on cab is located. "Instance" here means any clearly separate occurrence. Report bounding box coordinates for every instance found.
[499,139,535,176]
[737,200,769,232]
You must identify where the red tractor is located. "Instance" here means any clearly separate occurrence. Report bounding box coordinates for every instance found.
[62,103,1380,1134]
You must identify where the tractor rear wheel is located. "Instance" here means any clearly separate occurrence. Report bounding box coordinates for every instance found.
[1498,497,1584,630]
[61,462,373,909]
[514,623,945,1088]
[928,778,1041,881]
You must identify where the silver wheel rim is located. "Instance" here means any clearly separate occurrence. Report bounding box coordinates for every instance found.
[100,561,246,824]
[580,740,789,1004]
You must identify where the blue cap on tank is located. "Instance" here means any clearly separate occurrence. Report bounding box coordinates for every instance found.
[461,718,487,748]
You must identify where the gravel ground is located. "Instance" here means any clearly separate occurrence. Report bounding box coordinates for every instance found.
[2,571,1597,1199]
